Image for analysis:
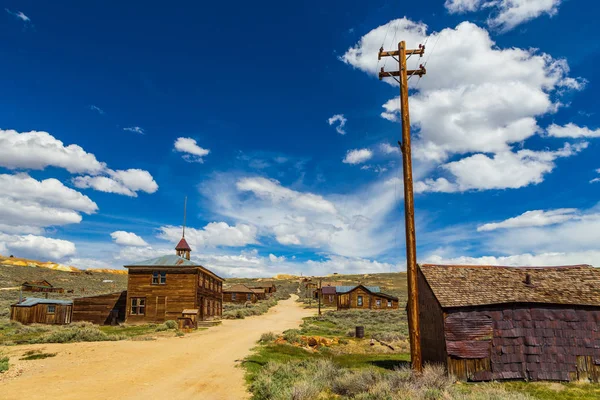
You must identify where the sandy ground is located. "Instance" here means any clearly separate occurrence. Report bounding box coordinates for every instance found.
[1,294,315,400]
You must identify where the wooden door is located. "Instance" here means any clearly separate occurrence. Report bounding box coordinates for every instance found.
[156,296,166,320]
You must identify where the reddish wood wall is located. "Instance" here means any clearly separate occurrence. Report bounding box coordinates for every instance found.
[337,288,398,310]
[72,291,127,325]
[444,305,600,382]
[223,292,257,303]
[10,303,72,325]
[418,270,447,364]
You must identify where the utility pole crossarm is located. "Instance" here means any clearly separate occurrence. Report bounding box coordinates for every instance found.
[379,67,426,80]
[378,46,425,59]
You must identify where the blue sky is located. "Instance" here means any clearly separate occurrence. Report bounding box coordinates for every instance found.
[1,0,599,277]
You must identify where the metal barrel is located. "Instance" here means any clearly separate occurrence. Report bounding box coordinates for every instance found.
[356,326,365,338]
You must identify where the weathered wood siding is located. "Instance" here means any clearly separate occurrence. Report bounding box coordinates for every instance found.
[197,271,223,319]
[337,288,397,310]
[223,292,257,304]
[126,269,198,324]
[418,269,448,364]
[371,295,399,310]
[10,303,72,325]
[322,294,336,306]
[445,305,600,382]
[72,291,127,325]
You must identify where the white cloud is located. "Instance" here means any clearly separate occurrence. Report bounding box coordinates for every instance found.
[0,174,97,231]
[343,149,373,165]
[327,114,347,135]
[444,0,563,32]
[0,233,76,260]
[158,222,258,248]
[236,177,337,214]
[341,19,583,176]
[416,143,588,192]
[305,255,399,275]
[5,9,30,22]
[547,123,600,138]
[123,126,144,134]
[89,105,105,115]
[73,168,158,197]
[379,143,400,154]
[269,253,286,263]
[477,209,579,232]
[174,137,210,163]
[111,231,149,247]
[424,251,600,268]
[65,257,115,270]
[0,129,105,174]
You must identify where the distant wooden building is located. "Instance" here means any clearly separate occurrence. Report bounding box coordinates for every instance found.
[21,280,64,294]
[251,288,267,300]
[336,285,399,310]
[321,286,337,306]
[252,283,277,294]
[124,237,224,324]
[418,264,600,382]
[10,298,72,325]
[72,291,127,325]
[314,281,343,299]
[223,284,258,303]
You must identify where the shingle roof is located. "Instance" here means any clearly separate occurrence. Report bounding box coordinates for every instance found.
[22,280,53,287]
[176,238,191,251]
[126,254,198,267]
[251,288,265,294]
[13,298,73,307]
[224,284,255,293]
[336,285,381,294]
[419,264,600,308]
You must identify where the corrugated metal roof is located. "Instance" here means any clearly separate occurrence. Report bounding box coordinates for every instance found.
[125,254,198,267]
[14,298,73,307]
[419,264,600,308]
[336,285,381,294]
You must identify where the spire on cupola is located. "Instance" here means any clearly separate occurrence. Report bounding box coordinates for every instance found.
[175,196,191,260]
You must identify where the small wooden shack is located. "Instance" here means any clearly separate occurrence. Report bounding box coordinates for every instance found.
[72,291,127,325]
[336,285,399,310]
[124,238,224,324]
[252,283,277,294]
[321,286,337,306]
[314,281,343,300]
[418,264,600,382]
[10,298,72,325]
[21,280,64,294]
[223,284,258,303]
[251,288,267,300]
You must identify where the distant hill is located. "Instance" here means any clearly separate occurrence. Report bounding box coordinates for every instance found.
[0,254,127,275]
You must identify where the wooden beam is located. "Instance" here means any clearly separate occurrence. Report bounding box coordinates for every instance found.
[378,68,427,80]
[378,48,425,59]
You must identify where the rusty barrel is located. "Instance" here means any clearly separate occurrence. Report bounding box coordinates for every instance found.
[355,326,365,338]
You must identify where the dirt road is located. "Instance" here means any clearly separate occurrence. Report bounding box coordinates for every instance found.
[1,295,315,400]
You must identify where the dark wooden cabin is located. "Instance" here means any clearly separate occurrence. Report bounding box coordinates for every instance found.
[251,288,267,300]
[124,238,224,324]
[223,284,258,303]
[336,285,399,310]
[72,291,127,325]
[21,280,64,294]
[321,286,337,306]
[252,283,277,294]
[418,264,600,382]
[10,298,72,325]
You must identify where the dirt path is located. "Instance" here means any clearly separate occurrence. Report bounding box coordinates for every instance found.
[1,295,315,400]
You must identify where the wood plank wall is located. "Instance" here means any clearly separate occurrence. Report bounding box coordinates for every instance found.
[418,269,448,364]
[10,304,72,325]
[72,291,127,325]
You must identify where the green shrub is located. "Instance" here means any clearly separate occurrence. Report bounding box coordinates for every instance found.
[176,331,185,337]
[164,320,178,329]
[259,332,277,343]
[283,329,301,344]
[0,357,8,373]
[32,322,123,343]
[155,324,169,332]
[20,350,57,360]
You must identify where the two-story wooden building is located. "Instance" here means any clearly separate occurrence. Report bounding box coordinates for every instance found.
[124,237,224,324]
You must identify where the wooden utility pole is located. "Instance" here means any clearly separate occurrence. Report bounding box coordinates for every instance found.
[378,41,426,373]
[318,278,322,316]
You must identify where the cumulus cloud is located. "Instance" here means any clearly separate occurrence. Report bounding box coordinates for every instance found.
[269,254,286,263]
[341,19,583,177]
[547,123,600,138]
[111,231,149,247]
[379,143,400,154]
[416,142,588,192]
[123,126,144,134]
[327,114,347,135]
[0,174,97,232]
[73,169,158,197]
[444,0,563,32]
[0,233,76,260]
[343,149,373,165]
[174,137,210,163]
[477,209,579,232]
[0,129,105,174]
[424,251,600,268]
[158,222,258,248]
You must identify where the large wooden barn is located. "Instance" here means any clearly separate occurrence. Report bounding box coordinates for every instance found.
[124,237,224,324]
[336,285,399,310]
[10,298,73,325]
[418,264,600,382]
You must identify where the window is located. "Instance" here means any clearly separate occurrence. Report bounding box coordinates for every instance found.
[376,299,381,307]
[152,271,159,284]
[130,298,145,315]
[247,293,252,301]
[152,271,166,284]
[232,293,237,301]
[329,295,333,302]
[160,271,166,284]
[357,295,363,306]
[47,305,56,314]
[387,300,392,307]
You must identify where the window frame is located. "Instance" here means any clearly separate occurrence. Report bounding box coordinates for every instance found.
[130,297,146,315]
[357,295,363,306]
[232,293,237,301]
[387,300,392,308]
[152,271,159,284]
[376,299,381,307]
[47,305,56,314]
[246,293,252,301]
[160,271,166,285]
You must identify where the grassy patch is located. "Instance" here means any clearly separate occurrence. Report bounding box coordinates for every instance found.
[0,356,8,373]
[500,381,600,400]
[20,349,57,360]
[100,324,161,337]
